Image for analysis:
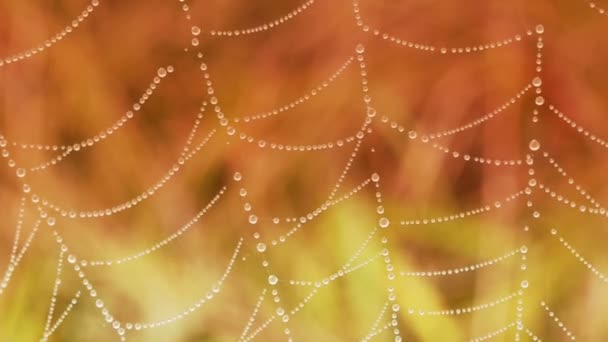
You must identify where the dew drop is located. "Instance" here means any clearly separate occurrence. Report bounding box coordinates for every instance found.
[367,107,376,117]
[520,280,529,288]
[67,255,77,264]
[529,139,540,151]
[371,173,380,182]
[535,96,545,106]
[268,274,278,285]
[249,215,258,225]
[379,217,390,228]
[233,172,242,181]
[16,168,26,178]
[256,242,266,252]
[355,44,365,54]
[532,77,542,87]
[535,25,545,34]
[157,67,167,78]
[191,26,201,36]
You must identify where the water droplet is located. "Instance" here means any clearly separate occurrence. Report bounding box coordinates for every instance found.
[520,280,529,288]
[67,255,77,264]
[233,172,242,181]
[379,217,390,228]
[355,44,365,54]
[157,67,167,78]
[529,139,540,151]
[408,131,417,139]
[249,215,258,224]
[535,96,545,106]
[367,107,376,117]
[191,26,201,36]
[256,242,266,252]
[16,168,26,178]
[371,173,380,182]
[47,217,56,226]
[535,25,544,34]
[268,274,278,285]
[532,77,542,87]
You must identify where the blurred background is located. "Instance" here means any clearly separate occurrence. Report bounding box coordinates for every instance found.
[1,0,608,340]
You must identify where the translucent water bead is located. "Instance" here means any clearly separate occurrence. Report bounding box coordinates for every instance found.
[529,139,540,151]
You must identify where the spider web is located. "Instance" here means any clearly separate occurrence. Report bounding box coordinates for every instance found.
[1,0,607,341]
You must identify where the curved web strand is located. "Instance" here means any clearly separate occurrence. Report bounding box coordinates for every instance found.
[236,172,369,227]
[361,322,392,342]
[0,0,101,67]
[550,229,608,283]
[380,115,529,166]
[548,104,608,150]
[259,177,373,249]
[379,80,535,141]
[36,129,216,220]
[399,188,529,226]
[243,255,380,341]
[121,238,244,330]
[399,247,525,277]
[426,140,525,167]
[238,288,267,342]
[232,55,354,123]
[42,249,66,336]
[536,182,606,217]
[406,291,521,316]
[524,328,543,341]
[41,291,82,341]
[80,185,228,266]
[15,66,176,172]
[539,301,576,340]
[52,228,243,338]
[287,253,382,287]
[538,150,606,210]
[0,201,41,297]
[360,302,388,342]
[586,1,608,16]
[221,110,372,153]
[352,0,533,54]
[201,0,316,37]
